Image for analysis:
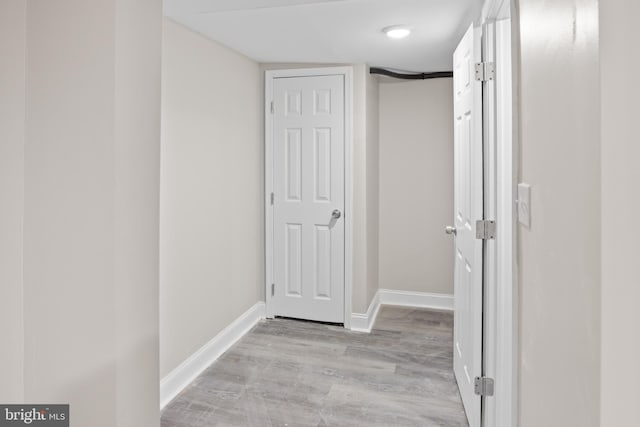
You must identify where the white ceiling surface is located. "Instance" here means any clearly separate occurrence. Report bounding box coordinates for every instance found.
[163,0,483,72]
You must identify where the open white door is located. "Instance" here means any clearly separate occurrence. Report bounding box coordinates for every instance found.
[452,23,484,427]
[270,73,346,324]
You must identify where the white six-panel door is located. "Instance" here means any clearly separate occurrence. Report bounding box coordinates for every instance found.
[271,74,345,323]
[453,24,484,427]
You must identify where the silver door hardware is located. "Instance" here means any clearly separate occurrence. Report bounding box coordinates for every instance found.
[271,283,275,297]
[475,220,496,240]
[445,226,457,236]
[474,377,495,396]
[475,62,495,82]
[270,192,274,205]
[270,101,274,114]
[332,209,342,219]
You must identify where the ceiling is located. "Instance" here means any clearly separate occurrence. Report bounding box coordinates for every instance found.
[163,0,483,72]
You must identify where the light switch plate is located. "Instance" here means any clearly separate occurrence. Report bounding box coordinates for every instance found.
[517,183,531,228]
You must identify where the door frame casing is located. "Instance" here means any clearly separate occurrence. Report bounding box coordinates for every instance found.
[481,0,518,426]
[264,67,354,327]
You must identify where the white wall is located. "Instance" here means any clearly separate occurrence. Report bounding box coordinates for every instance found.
[516,0,601,425]
[350,64,380,313]
[0,0,25,403]
[600,0,640,425]
[365,72,380,305]
[21,1,161,426]
[160,18,263,378]
[350,64,370,314]
[113,1,162,423]
[378,78,454,295]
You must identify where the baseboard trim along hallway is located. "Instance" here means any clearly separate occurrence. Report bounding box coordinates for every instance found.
[160,302,266,409]
[350,289,454,333]
[350,291,382,332]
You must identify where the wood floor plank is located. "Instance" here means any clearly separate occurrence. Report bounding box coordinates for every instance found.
[161,306,468,427]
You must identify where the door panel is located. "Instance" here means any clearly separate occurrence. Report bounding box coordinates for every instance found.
[285,129,302,201]
[453,24,484,427]
[314,225,331,298]
[314,128,332,201]
[285,223,302,297]
[273,74,345,323]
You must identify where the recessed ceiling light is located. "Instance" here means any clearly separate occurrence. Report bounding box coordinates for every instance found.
[383,25,412,39]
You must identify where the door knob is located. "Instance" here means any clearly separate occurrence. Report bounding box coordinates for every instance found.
[445,226,457,236]
[332,209,342,219]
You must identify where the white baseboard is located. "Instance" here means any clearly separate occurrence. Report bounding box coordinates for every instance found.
[350,292,381,333]
[160,301,265,409]
[349,289,453,333]
[378,289,454,311]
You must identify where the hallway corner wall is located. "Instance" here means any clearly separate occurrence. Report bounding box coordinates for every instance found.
[344,63,380,314]
[365,69,380,310]
[600,0,640,424]
[0,0,26,404]
[19,0,162,425]
[516,0,601,425]
[160,18,263,378]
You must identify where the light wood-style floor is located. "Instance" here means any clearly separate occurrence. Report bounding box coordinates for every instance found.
[161,306,468,427]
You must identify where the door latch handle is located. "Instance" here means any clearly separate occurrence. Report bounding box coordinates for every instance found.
[445,226,457,236]
[332,209,342,219]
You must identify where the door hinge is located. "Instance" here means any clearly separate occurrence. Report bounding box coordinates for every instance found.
[475,220,496,240]
[271,283,275,297]
[270,192,274,205]
[270,101,274,114]
[474,377,495,397]
[475,62,495,82]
